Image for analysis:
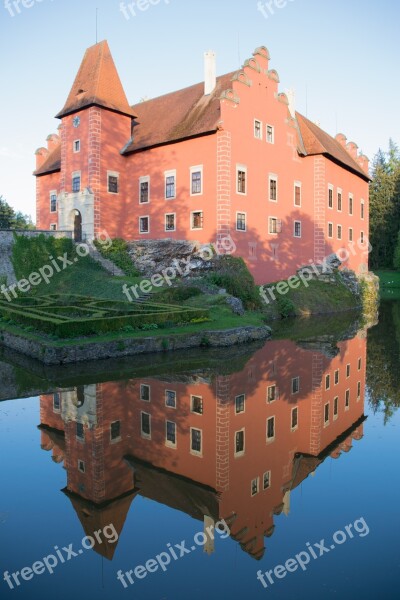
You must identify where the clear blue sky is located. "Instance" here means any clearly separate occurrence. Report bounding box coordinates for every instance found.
[0,0,398,219]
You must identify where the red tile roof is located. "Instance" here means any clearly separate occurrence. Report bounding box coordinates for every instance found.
[296,113,370,181]
[55,40,136,119]
[34,144,61,177]
[122,72,236,154]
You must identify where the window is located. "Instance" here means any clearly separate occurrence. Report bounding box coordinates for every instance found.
[291,377,300,394]
[269,175,278,202]
[360,231,364,244]
[190,166,203,195]
[328,222,333,238]
[291,407,298,431]
[50,224,57,231]
[349,227,353,242]
[108,173,119,194]
[361,201,365,220]
[266,125,274,144]
[328,186,334,209]
[237,166,247,194]
[235,429,245,454]
[191,428,202,454]
[110,421,121,441]
[141,412,151,437]
[72,174,81,193]
[76,422,84,440]
[251,477,259,496]
[346,364,351,378]
[235,394,245,414]
[324,403,330,425]
[263,471,271,490]
[165,390,176,408]
[337,225,342,240]
[349,195,353,215]
[50,191,57,213]
[53,392,61,412]
[294,221,302,238]
[334,397,339,419]
[191,395,203,415]
[140,384,150,402]
[266,416,275,441]
[166,421,177,447]
[165,171,176,199]
[334,370,339,385]
[165,213,176,232]
[269,217,281,234]
[325,374,331,390]
[254,119,262,139]
[139,176,150,204]
[345,389,350,409]
[357,381,361,399]
[191,211,203,230]
[236,212,247,231]
[267,385,278,403]
[294,183,302,207]
[78,460,85,473]
[139,216,150,234]
[358,358,362,371]
[337,191,342,211]
[73,140,80,153]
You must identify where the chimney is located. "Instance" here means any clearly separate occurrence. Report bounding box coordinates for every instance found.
[204,51,216,96]
[35,147,49,169]
[286,88,296,119]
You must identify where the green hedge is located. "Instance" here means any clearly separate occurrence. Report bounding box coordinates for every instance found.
[94,238,139,276]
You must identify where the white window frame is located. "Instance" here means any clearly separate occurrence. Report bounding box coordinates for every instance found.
[141,411,151,439]
[78,460,85,473]
[328,222,334,238]
[324,402,330,426]
[254,119,263,140]
[345,389,350,411]
[165,420,177,448]
[294,220,302,238]
[266,124,275,144]
[165,390,177,409]
[361,200,365,220]
[268,216,279,235]
[50,223,57,231]
[349,227,353,242]
[328,184,334,209]
[235,394,246,415]
[266,416,276,443]
[269,174,278,202]
[165,169,176,200]
[291,406,299,432]
[294,181,302,207]
[110,420,121,443]
[291,377,300,395]
[190,395,203,415]
[349,193,354,215]
[337,224,342,240]
[251,477,260,497]
[334,369,339,385]
[107,170,119,195]
[139,175,150,204]
[165,213,176,233]
[72,171,81,193]
[139,216,150,234]
[190,165,203,196]
[190,427,202,457]
[263,470,271,490]
[337,188,343,212]
[190,210,203,231]
[346,363,351,378]
[50,190,57,213]
[325,374,331,391]
[236,211,247,232]
[357,381,361,401]
[333,396,339,420]
[236,164,247,196]
[73,139,80,153]
[267,384,278,403]
[140,383,151,402]
[234,428,245,457]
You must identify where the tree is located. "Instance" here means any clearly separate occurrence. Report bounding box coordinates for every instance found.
[0,195,34,230]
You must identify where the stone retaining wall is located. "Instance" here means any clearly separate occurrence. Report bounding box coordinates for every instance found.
[0,326,271,366]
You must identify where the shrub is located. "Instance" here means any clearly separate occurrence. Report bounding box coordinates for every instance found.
[157,286,202,303]
[207,256,262,310]
[394,231,400,270]
[94,238,139,276]
[276,295,296,319]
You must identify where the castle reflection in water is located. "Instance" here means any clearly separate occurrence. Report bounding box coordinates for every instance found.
[38,333,367,561]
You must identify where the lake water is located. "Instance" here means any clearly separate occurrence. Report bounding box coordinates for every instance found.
[0,304,399,600]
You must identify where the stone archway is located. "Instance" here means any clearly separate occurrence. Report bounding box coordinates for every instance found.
[73,210,82,242]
